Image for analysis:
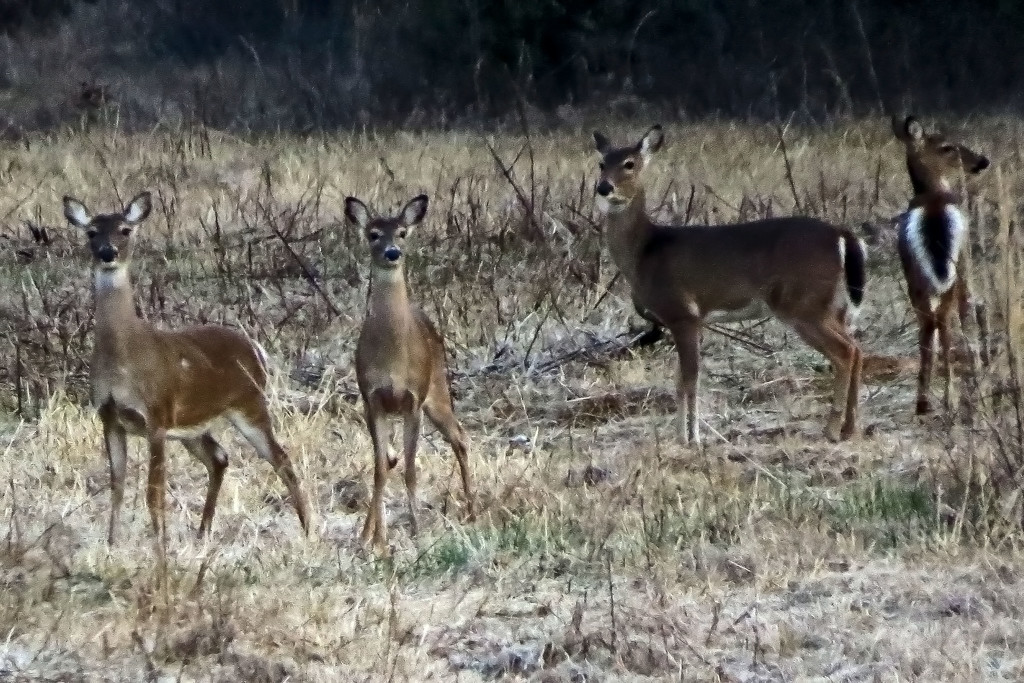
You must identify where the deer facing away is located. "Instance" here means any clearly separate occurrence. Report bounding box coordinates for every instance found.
[891,115,990,414]
[64,191,311,545]
[345,194,474,554]
[594,125,867,443]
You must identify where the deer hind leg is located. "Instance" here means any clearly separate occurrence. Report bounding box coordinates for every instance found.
[360,402,390,553]
[842,323,863,439]
[424,393,475,521]
[791,317,859,442]
[668,320,701,445]
[937,311,955,414]
[180,433,228,538]
[228,407,311,536]
[100,408,128,546]
[915,310,938,415]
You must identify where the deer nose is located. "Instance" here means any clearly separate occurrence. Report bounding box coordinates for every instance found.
[596,180,613,197]
[383,246,401,262]
[97,245,118,263]
[973,157,990,173]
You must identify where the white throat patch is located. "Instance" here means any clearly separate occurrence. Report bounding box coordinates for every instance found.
[898,204,966,295]
[371,266,405,284]
[595,195,629,215]
[93,266,130,292]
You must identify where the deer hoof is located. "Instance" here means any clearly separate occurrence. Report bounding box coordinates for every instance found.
[824,412,844,442]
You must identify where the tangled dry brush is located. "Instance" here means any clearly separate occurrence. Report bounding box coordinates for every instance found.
[1,116,1024,681]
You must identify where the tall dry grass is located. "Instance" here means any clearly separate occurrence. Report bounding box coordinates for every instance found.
[1,116,1024,680]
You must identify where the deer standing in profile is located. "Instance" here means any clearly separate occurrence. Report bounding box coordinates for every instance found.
[593,125,867,443]
[345,194,474,554]
[891,115,991,415]
[63,191,311,546]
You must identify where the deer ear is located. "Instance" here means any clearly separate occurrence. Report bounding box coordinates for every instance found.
[638,125,664,162]
[903,116,924,142]
[890,115,906,140]
[63,196,92,228]
[123,191,152,224]
[345,197,370,229]
[593,131,611,155]
[399,194,428,228]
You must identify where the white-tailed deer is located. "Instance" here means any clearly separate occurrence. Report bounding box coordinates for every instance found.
[345,194,474,553]
[63,191,311,545]
[593,125,867,443]
[891,115,991,414]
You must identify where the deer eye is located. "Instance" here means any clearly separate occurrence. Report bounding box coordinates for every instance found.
[85,229,97,239]
[368,230,382,242]
[623,160,635,170]
[397,229,407,239]
[598,162,606,171]
[939,144,955,153]
[120,227,133,236]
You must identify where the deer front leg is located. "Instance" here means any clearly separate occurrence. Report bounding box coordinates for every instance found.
[401,406,423,537]
[669,320,702,445]
[101,409,128,546]
[146,432,168,548]
[632,301,665,348]
[361,403,390,554]
[974,300,990,367]
[954,277,983,372]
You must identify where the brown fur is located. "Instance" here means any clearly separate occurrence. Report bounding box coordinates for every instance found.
[346,194,474,554]
[891,115,991,414]
[64,191,310,546]
[594,125,866,443]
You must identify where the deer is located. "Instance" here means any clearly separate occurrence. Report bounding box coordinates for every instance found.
[63,191,311,546]
[891,115,991,415]
[593,125,867,443]
[345,194,474,554]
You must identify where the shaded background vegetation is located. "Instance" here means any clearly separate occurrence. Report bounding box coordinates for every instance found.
[0,0,1020,132]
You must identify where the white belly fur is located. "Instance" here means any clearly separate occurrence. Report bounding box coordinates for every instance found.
[704,300,771,324]
[94,383,225,441]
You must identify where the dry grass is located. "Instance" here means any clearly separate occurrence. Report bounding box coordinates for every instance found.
[1,116,1024,681]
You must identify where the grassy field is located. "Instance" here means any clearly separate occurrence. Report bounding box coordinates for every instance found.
[1,116,1023,681]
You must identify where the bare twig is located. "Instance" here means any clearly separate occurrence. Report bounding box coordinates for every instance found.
[775,118,803,214]
[484,138,545,241]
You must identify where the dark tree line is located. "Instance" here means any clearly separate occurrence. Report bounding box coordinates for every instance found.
[3,0,1023,128]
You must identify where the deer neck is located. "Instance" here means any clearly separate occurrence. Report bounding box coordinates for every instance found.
[366,266,414,337]
[908,188,961,210]
[92,266,143,350]
[603,190,653,285]
[907,165,958,205]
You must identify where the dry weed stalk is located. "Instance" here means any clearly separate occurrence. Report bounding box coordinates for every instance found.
[1,119,1024,681]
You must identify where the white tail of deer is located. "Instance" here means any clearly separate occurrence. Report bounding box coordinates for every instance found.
[593,125,866,443]
[345,194,474,554]
[63,191,311,546]
[891,115,991,414]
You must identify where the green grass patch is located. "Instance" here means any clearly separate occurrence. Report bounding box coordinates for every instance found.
[351,516,593,583]
[824,478,937,549]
